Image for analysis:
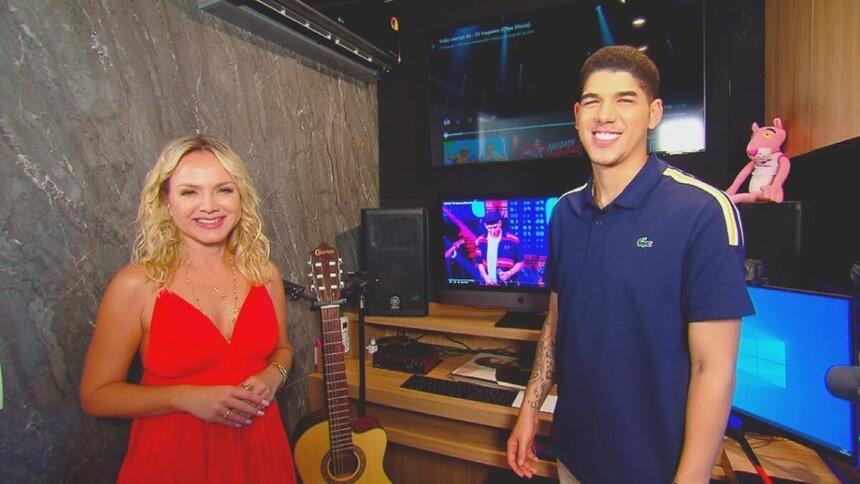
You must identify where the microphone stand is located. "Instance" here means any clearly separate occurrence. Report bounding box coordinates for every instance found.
[726,416,774,484]
[733,431,774,484]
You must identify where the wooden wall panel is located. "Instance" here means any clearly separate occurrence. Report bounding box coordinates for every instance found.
[766,0,860,156]
[765,0,813,155]
[808,0,860,152]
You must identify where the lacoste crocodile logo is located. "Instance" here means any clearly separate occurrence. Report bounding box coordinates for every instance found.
[636,237,654,248]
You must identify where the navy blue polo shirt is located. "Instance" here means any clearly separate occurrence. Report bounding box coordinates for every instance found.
[545,155,754,484]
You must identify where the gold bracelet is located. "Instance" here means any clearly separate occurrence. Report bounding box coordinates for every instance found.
[269,362,288,390]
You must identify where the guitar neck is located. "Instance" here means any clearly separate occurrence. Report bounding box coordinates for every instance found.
[320,304,354,457]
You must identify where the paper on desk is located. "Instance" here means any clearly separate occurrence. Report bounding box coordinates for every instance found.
[512,392,557,414]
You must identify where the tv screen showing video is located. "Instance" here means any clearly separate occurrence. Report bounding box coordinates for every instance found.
[733,286,855,458]
[441,196,558,289]
[429,0,705,166]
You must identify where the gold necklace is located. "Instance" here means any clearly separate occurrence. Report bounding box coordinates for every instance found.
[183,259,240,339]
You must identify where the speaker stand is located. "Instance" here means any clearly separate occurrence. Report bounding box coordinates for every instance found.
[357,290,367,418]
[344,273,370,419]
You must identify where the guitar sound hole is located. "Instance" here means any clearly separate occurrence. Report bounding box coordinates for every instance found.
[322,447,366,483]
[330,452,358,476]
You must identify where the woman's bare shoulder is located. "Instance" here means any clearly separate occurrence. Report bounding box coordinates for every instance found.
[105,263,160,300]
[262,260,284,290]
[95,263,162,331]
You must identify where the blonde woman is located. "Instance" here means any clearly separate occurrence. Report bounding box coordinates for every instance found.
[80,135,296,483]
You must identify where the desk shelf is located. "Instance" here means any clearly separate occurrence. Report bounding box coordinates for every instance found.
[313,357,553,434]
[360,302,544,342]
[365,404,557,478]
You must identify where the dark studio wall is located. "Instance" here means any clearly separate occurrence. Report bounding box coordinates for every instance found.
[0,1,378,482]
[783,137,860,294]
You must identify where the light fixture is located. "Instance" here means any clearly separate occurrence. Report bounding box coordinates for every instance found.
[199,0,397,80]
[632,17,646,27]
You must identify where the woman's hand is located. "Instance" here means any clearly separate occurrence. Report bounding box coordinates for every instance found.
[176,385,269,427]
[239,365,284,404]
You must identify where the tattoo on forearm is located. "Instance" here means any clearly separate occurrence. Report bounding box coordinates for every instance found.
[526,319,556,409]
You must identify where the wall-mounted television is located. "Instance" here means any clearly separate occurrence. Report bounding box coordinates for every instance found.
[439,195,558,321]
[732,285,858,464]
[428,0,706,167]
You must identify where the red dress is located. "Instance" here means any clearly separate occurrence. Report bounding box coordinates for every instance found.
[118,285,297,483]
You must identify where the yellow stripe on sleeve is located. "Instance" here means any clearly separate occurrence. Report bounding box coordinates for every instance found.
[662,168,740,246]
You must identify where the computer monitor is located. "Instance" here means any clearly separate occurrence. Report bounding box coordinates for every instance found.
[428,0,706,167]
[732,285,857,464]
[439,196,558,326]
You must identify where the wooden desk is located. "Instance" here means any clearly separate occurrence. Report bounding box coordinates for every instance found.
[719,434,842,483]
[309,357,557,478]
[309,303,558,480]
[307,303,840,483]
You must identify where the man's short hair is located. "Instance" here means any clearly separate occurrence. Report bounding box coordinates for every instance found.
[580,46,660,101]
[483,211,502,226]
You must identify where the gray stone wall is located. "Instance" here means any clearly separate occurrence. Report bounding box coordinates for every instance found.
[0,1,378,482]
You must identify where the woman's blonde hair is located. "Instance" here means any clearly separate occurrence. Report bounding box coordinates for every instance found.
[132,134,272,286]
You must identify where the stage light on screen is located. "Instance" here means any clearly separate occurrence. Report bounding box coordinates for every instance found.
[470,201,486,218]
[595,5,616,46]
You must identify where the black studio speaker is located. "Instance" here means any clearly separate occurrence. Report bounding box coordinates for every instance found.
[361,208,429,316]
[739,201,807,288]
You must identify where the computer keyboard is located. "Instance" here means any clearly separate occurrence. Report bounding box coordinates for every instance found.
[400,375,519,406]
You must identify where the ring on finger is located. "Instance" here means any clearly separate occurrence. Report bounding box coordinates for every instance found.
[241,383,254,391]
[223,409,232,419]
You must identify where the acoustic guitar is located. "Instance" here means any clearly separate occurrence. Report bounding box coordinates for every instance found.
[293,242,391,484]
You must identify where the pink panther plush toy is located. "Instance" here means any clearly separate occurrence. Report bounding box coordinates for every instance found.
[726,118,791,203]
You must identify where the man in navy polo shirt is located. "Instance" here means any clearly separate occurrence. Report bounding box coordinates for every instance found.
[507,46,753,483]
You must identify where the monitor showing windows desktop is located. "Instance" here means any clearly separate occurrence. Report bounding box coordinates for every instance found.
[732,285,857,464]
[439,195,558,326]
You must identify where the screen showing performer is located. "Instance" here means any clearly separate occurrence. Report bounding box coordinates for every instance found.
[442,197,557,288]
